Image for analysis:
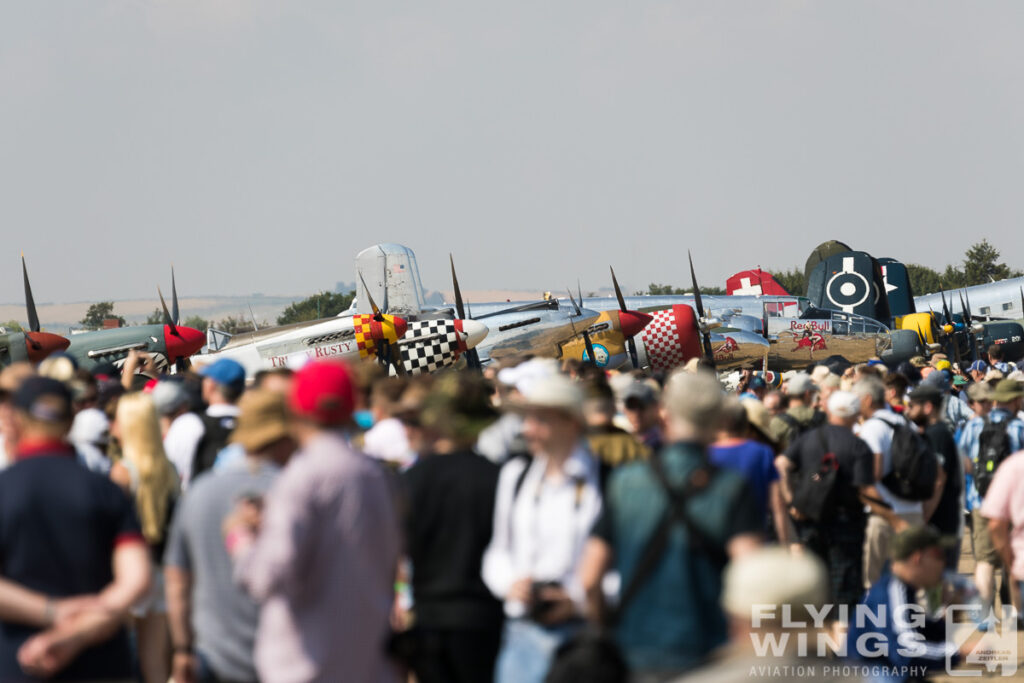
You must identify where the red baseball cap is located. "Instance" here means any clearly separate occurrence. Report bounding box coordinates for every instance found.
[289,360,356,426]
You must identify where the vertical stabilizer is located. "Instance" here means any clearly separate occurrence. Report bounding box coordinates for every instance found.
[354,244,427,316]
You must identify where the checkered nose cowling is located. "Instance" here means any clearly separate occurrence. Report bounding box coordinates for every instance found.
[638,304,702,372]
[399,319,466,375]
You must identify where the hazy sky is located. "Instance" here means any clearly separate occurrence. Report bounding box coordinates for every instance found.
[4,1,1024,303]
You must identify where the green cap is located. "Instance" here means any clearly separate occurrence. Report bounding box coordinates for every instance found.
[419,373,498,441]
[891,525,957,561]
[991,379,1024,403]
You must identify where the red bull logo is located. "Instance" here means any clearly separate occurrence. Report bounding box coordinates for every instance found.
[793,328,827,352]
[714,336,739,360]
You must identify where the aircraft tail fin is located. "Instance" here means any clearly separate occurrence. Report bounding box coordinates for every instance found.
[806,250,892,323]
[355,244,428,316]
[726,269,790,296]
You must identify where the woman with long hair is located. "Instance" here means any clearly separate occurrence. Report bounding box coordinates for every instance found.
[111,391,180,683]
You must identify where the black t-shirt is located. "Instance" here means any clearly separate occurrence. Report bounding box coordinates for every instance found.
[401,450,503,630]
[783,424,875,518]
[0,443,141,681]
[925,422,961,536]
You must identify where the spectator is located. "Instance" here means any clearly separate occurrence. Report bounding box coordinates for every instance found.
[968,360,989,384]
[710,397,789,544]
[677,547,858,682]
[151,379,203,487]
[0,363,35,466]
[191,359,246,482]
[854,377,932,588]
[363,377,416,470]
[905,385,961,570]
[761,390,786,417]
[957,378,1024,620]
[980,441,1024,617]
[883,373,909,413]
[620,381,664,452]
[68,406,111,474]
[400,374,504,683]
[580,370,761,679]
[230,360,402,682]
[583,379,648,487]
[777,390,878,609]
[252,367,294,394]
[770,373,825,450]
[110,392,180,683]
[846,526,960,680]
[0,377,151,679]
[164,389,295,683]
[482,374,602,683]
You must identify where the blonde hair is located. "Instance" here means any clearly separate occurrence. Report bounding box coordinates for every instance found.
[115,392,179,544]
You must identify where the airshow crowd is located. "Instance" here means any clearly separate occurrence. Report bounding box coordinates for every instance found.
[0,345,1023,683]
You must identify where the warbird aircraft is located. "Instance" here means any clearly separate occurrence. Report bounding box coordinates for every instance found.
[555,269,653,370]
[355,244,587,367]
[0,257,71,366]
[194,276,411,377]
[18,258,205,372]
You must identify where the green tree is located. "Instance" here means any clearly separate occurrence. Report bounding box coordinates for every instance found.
[80,302,126,330]
[214,316,256,335]
[769,267,807,297]
[182,315,210,331]
[0,320,23,333]
[905,264,944,296]
[961,239,1021,286]
[144,308,164,325]
[940,264,966,291]
[277,290,355,326]
[642,283,726,296]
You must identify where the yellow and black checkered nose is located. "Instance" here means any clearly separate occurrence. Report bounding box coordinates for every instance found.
[352,314,408,359]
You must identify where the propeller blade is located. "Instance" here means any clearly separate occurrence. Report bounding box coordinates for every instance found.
[358,272,383,320]
[688,250,706,321]
[450,254,467,320]
[577,280,584,311]
[21,254,40,333]
[171,266,180,325]
[687,251,715,367]
[626,336,640,369]
[449,254,483,371]
[158,287,179,337]
[566,288,582,316]
[940,291,952,325]
[582,329,596,367]
[958,291,969,324]
[964,289,974,323]
[610,266,627,313]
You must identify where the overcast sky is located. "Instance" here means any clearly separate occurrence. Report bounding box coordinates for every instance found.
[3,1,1024,303]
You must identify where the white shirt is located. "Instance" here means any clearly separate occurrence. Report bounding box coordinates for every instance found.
[363,418,415,469]
[164,412,205,488]
[855,410,923,516]
[481,445,602,618]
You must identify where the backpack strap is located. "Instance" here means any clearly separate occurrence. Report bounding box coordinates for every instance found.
[608,453,722,625]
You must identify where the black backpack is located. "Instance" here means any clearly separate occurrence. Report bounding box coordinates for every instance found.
[976,417,1012,498]
[779,410,827,441]
[191,412,237,482]
[790,427,840,522]
[877,416,938,502]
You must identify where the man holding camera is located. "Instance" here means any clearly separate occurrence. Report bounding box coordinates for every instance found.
[482,374,602,683]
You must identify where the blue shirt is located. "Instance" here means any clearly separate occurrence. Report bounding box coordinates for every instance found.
[846,573,957,679]
[957,408,1024,510]
[591,442,760,673]
[707,439,778,514]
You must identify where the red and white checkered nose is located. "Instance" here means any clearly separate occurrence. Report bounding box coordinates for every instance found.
[638,304,702,372]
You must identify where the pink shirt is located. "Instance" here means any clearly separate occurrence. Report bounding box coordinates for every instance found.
[236,431,402,683]
[979,451,1024,580]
